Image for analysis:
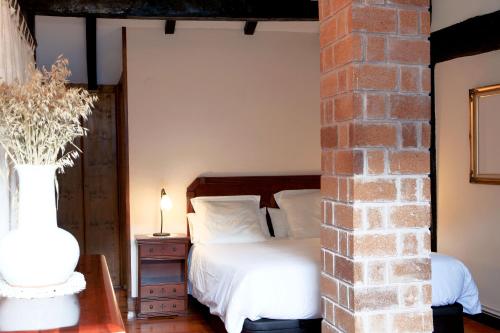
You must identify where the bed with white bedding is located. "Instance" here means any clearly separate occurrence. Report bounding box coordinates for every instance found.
[185,175,482,333]
[189,238,321,333]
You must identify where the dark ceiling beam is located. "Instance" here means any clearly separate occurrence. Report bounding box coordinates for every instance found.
[431,10,500,65]
[165,20,176,34]
[86,16,97,90]
[18,0,318,21]
[244,21,257,35]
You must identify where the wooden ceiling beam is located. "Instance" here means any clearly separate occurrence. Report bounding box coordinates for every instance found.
[18,0,318,21]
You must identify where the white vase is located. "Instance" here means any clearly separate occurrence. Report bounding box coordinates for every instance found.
[0,165,80,287]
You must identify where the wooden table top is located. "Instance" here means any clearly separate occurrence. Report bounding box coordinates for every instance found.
[0,255,125,333]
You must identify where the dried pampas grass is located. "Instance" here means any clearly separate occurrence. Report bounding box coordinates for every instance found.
[0,56,97,171]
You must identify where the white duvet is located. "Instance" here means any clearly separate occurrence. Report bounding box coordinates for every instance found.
[431,252,481,314]
[188,238,321,333]
[189,240,482,333]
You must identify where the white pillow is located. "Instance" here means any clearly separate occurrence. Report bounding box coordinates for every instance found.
[274,190,321,239]
[267,208,289,238]
[191,195,260,214]
[187,200,266,244]
[274,189,318,208]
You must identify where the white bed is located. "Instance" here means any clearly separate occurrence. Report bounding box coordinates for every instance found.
[431,252,481,314]
[189,240,482,333]
[189,238,321,333]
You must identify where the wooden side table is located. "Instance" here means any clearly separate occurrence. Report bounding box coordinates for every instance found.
[136,234,190,318]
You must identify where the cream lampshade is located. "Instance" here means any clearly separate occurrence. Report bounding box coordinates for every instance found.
[154,188,172,237]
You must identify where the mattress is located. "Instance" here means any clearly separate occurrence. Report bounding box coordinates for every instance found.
[188,240,482,333]
[431,252,481,314]
[188,238,321,333]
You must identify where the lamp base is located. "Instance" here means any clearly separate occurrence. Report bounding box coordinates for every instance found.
[152,232,170,237]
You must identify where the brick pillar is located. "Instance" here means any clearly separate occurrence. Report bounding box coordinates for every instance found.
[319,1,432,332]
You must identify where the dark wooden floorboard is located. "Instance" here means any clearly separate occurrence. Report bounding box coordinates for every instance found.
[116,290,498,333]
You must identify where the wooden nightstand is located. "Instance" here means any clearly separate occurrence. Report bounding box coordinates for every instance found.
[136,234,190,318]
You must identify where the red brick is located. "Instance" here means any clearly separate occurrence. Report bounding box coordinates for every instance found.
[421,177,431,201]
[322,150,334,174]
[353,180,397,202]
[421,122,431,147]
[354,233,397,257]
[387,0,430,6]
[399,9,418,35]
[400,178,417,201]
[321,46,334,73]
[393,311,433,332]
[366,94,386,119]
[353,287,399,311]
[388,37,430,64]
[324,250,334,274]
[402,233,419,256]
[322,176,339,198]
[420,10,431,35]
[334,203,357,229]
[367,150,385,175]
[390,151,429,174]
[366,207,384,229]
[336,6,350,40]
[354,64,398,90]
[335,93,363,121]
[367,261,386,284]
[390,94,431,120]
[335,150,364,175]
[323,200,333,225]
[335,255,354,283]
[390,258,431,283]
[421,67,431,92]
[321,226,339,250]
[400,66,419,92]
[390,204,430,228]
[339,282,348,307]
[320,17,337,47]
[402,123,418,147]
[322,126,338,148]
[321,72,338,97]
[334,34,363,68]
[352,6,397,33]
[338,123,351,148]
[366,36,385,62]
[335,305,355,333]
[318,0,331,21]
[321,99,334,125]
[351,123,397,147]
[321,273,339,302]
[401,285,420,307]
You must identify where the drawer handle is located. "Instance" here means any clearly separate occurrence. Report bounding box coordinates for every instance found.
[149,305,153,310]
[149,289,154,294]
[172,288,176,293]
[173,304,177,308]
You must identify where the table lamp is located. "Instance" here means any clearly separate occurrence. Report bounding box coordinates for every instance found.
[153,188,172,237]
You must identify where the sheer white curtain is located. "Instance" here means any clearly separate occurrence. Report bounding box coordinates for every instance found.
[0,0,35,237]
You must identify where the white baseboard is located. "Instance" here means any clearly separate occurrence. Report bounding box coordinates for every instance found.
[482,304,500,318]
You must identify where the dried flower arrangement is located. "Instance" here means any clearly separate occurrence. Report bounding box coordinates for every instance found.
[0,56,97,170]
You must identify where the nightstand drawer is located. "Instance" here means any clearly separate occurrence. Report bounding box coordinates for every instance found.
[140,299,186,314]
[140,243,186,257]
[141,283,184,298]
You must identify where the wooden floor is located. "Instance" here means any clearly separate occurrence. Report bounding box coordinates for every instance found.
[117,290,498,333]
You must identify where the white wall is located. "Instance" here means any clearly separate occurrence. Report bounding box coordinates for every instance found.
[34,17,320,296]
[127,27,320,296]
[435,50,500,316]
[431,0,500,32]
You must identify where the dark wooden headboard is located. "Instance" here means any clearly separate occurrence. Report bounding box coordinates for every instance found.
[186,175,321,213]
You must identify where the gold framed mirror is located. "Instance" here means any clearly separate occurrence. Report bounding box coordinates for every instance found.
[469,84,500,184]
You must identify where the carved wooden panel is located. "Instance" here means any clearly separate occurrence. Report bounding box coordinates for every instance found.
[57,86,121,286]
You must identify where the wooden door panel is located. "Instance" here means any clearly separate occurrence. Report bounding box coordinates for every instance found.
[83,87,121,286]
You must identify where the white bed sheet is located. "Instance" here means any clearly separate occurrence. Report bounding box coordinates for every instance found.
[431,252,481,314]
[188,238,321,333]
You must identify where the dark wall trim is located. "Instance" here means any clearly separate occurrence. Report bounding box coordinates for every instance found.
[465,312,500,330]
[431,10,500,65]
[244,21,258,35]
[85,16,97,90]
[19,0,318,21]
